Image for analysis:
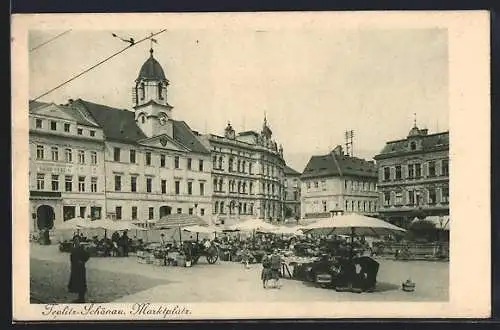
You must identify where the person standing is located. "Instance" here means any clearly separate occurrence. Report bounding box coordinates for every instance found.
[269,249,282,289]
[68,236,90,303]
[120,230,130,257]
[261,252,272,288]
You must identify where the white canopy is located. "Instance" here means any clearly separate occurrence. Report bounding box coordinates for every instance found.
[272,225,304,235]
[301,214,406,237]
[56,217,95,230]
[227,218,278,233]
[182,225,218,234]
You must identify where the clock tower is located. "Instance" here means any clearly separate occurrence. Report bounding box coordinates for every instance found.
[133,48,173,138]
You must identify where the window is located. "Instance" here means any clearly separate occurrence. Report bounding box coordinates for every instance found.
[220,202,225,214]
[141,115,145,124]
[161,180,167,194]
[199,182,205,196]
[174,156,180,169]
[36,119,42,128]
[213,178,218,192]
[78,176,85,192]
[91,177,97,192]
[442,186,449,203]
[65,175,72,192]
[175,181,180,195]
[79,207,86,218]
[78,150,85,164]
[90,130,95,137]
[307,181,311,189]
[114,175,121,191]
[199,160,204,171]
[146,178,152,193]
[51,175,59,191]
[115,206,122,220]
[383,167,391,181]
[314,181,319,188]
[145,152,151,166]
[249,162,253,174]
[36,173,45,190]
[131,207,138,220]
[322,201,327,212]
[113,147,121,162]
[219,157,223,170]
[215,201,219,214]
[408,190,415,205]
[50,121,57,131]
[36,145,44,159]
[395,191,403,205]
[51,147,59,161]
[428,161,436,177]
[200,208,205,216]
[91,151,97,165]
[249,182,253,194]
[90,207,102,220]
[293,191,298,200]
[63,206,75,221]
[410,142,416,150]
[177,208,182,214]
[384,192,391,206]
[187,158,192,170]
[408,164,414,179]
[158,83,163,99]
[188,208,194,215]
[428,189,437,204]
[442,159,449,176]
[213,155,217,167]
[395,165,402,180]
[415,163,422,178]
[228,157,233,172]
[237,160,241,172]
[64,123,70,132]
[187,182,193,195]
[131,176,137,192]
[218,179,223,192]
[149,207,154,220]
[64,148,72,162]
[160,154,166,167]
[129,150,136,163]
[77,128,83,135]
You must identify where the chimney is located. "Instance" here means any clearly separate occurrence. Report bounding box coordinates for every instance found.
[68,99,74,104]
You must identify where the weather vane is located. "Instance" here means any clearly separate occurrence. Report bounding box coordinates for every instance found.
[111,32,135,46]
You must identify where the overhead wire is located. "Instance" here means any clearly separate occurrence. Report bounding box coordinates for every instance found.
[29,30,72,52]
[30,29,167,103]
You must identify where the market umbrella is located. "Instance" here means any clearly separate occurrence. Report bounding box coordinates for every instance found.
[155,213,209,243]
[301,214,406,260]
[228,218,277,233]
[272,225,304,236]
[56,217,95,231]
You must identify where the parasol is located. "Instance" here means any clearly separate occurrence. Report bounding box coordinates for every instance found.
[228,218,277,233]
[56,217,95,230]
[155,213,209,243]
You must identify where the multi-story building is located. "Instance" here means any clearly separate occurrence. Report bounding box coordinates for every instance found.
[199,119,286,225]
[29,48,212,231]
[373,125,449,228]
[283,165,301,220]
[29,101,106,232]
[300,145,379,219]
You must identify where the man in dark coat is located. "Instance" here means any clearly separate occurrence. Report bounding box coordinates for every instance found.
[120,230,130,257]
[68,236,90,303]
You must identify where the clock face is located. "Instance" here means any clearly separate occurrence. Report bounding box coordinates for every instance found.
[159,113,167,125]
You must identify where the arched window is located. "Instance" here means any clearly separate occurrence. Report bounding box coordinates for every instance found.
[158,83,163,100]
[140,82,145,100]
[141,115,145,124]
[213,178,218,191]
[218,156,223,169]
[218,179,223,192]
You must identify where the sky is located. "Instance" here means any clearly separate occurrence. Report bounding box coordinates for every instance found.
[29,28,449,172]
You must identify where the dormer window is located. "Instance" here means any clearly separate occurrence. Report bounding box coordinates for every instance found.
[410,142,416,150]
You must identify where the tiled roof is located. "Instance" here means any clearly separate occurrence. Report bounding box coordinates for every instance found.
[29,100,99,127]
[73,99,147,143]
[284,165,301,176]
[72,99,209,154]
[301,151,377,180]
[376,131,449,158]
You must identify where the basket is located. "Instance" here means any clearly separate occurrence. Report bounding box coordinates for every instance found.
[402,281,416,292]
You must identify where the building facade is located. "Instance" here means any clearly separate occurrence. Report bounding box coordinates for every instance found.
[199,120,286,224]
[29,48,212,232]
[283,165,301,220]
[373,125,449,228]
[300,145,379,219]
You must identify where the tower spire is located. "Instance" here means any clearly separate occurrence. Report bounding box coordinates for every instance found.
[149,32,158,56]
[413,112,417,128]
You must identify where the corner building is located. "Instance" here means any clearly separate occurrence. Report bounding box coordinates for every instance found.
[374,125,449,228]
[199,120,286,224]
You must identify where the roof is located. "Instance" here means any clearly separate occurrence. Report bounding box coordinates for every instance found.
[284,165,301,176]
[375,130,449,159]
[137,49,168,82]
[238,130,259,137]
[29,100,100,128]
[72,99,209,154]
[73,99,147,143]
[301,151,377,180]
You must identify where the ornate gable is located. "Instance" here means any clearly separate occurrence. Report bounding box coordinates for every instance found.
[138,134,190,152]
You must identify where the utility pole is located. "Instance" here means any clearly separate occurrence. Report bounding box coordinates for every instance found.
[345,130,354,157]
